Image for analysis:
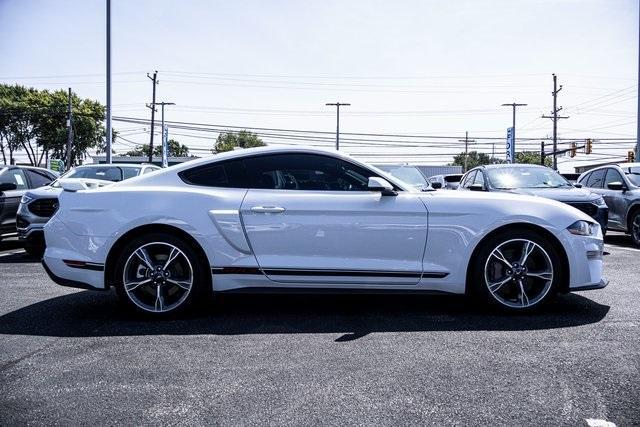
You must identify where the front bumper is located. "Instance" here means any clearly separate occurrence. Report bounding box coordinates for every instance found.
[563,229,608,292]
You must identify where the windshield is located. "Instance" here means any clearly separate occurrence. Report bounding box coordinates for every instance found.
[377,166,427,187]
[51,166,141,187]
[622,166,640,186]
[486,167,572,189]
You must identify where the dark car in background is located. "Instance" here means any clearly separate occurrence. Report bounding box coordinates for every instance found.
[428,173,463,190]
[578,163,640,246]
[17,163,160,256]
[0,165,57,243]
[458,164,609,232]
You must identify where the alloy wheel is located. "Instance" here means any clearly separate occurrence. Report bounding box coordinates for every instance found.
[484,238,554,309]
[632,213,640,245]
[122,242,194,313]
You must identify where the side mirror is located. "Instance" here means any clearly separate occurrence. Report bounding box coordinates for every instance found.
[573,183,583,188]
[607,181,625,191]
[0,182,17,193]
[368,177,397,196]
[469,183,485,192]
[430,182,443,189]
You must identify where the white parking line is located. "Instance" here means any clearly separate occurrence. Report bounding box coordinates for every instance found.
[585,419,616,427]
[605,244,640,253]
[0,249,25,258]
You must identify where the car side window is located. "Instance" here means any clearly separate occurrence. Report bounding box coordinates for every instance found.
[585,169,605,188]
[461,171,476,188]
[242,154,377,191]
[122,168,141,180]
[0,169,28,190]
[578,172,590,185]
[180,159,247,188]
[604,169,624,187]
[25,169,53,188]
[473,170,485,188]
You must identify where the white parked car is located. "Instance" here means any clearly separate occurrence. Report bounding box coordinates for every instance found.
[42,146,607,317]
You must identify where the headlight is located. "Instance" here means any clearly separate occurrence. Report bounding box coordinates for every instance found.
[20,194,34,204]
[567,220,599,236]
[593,196,607,207]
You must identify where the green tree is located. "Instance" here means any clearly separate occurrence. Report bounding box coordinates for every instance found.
[212,130,265,153]
[125,139,189,157]
[515,151,552,167]
[450,151,503,170]
[0,84,106,166]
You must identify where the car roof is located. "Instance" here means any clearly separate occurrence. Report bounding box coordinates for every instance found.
[474,163,549,170]
[76,163,145,169]
[122,145,412,191]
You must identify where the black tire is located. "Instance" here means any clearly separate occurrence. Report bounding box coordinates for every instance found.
[469,229,564,313]
[23,242,45,259]
[114,232,210,318]
[628,210,640,247]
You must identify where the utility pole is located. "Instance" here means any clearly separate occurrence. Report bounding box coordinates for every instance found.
[151,101,175,167]
[325,102,350,150]
[458,131,476,172]
[146,71,158,163]
[637,7,640,160]
[65,88,73,170]
[105,0,112,164]
[501,102,527,163]
[542,74,569,170]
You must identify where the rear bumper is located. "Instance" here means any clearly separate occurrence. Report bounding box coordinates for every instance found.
[42,260,105,291]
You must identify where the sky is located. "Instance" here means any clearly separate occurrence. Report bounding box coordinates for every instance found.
[0,0,638,170]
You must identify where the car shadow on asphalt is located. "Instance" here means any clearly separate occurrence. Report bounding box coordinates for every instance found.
[0,289,610,341]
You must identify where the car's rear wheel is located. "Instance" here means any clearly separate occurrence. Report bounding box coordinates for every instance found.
[470,230,562,312]
[114,233,209,317]
[629,210,640,247]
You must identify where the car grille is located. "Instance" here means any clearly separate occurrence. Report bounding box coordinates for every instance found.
[566,202,598,217]
[27,198,59,218]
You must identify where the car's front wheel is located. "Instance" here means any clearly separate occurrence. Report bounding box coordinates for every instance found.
[629,210,640,247]
[470,229,563,312]
[114,233,209,317]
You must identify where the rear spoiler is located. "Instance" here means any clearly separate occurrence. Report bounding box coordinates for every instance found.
[59,178,113,192]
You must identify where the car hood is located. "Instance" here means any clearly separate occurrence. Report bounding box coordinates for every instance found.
[499,186,600,202]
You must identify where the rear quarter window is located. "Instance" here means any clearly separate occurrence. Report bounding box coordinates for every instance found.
[179,159,247,188]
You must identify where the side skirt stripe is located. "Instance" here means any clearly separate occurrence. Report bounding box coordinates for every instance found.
[211,267,448,279]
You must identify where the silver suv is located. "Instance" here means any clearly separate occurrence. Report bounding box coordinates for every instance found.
[17,163,160,257]
[578,163,640,246]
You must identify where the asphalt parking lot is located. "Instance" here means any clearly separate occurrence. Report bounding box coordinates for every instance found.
[0,234,638,426]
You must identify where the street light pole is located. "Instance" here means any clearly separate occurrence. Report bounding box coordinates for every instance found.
[325,102,350,150]
[151,102,174,166]
[105,0,112,163]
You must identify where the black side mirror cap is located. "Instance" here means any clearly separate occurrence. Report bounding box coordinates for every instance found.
[607,182,625,191]
[573,183,583,188]
[469,183,485,192]
[430,182,443,189]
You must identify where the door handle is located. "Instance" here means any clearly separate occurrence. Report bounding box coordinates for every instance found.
[250,206,286,213]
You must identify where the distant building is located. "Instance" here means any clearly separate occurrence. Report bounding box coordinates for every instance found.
[572,160,625,174]
[90,155,199,167]
[373,163,462,179]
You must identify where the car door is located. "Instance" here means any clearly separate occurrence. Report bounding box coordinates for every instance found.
[0,168,29,236]
[601,168,627,228]
[239,153,428,285]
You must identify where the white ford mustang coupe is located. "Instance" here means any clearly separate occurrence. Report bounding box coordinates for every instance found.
[42,146,607,316]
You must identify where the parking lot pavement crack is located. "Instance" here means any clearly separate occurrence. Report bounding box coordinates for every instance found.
[0,338,62,374]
